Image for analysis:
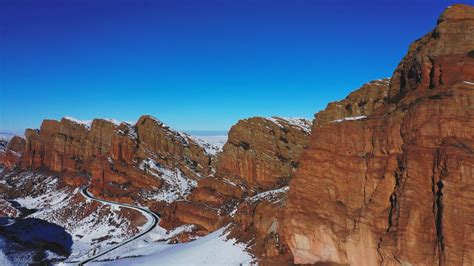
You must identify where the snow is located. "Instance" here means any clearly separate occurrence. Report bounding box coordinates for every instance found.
[4,172,139,263]
[73,187,159,264]
[139,158,197,203]
[63,117,93,128]
[94,226,254,266]
[0,249,12,266]
[266,117,312,133]
[104,118,121,126]
[249,186,289,204]
[188,135,225,155]
[117,122,137,139]
[463,81,474,85]
[0,133,15,142]
[331,115,367,123]
[0,131,24,140]
[196,135,228,149]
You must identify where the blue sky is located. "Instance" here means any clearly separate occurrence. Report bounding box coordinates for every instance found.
[1,0,472,132]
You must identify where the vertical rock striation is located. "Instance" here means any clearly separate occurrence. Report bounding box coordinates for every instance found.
[284,4,474,265]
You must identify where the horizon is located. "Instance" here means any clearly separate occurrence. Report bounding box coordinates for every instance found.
[1,0,470,132]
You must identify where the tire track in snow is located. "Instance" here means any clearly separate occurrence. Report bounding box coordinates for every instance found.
[78,186,160,265]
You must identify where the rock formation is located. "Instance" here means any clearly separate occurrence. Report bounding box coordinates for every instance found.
[315,78,390,126]
[0,4,472,265]
[284,4,474,265]
[19,115,214,203]
[163,116,311,262]
[0,136,26,170]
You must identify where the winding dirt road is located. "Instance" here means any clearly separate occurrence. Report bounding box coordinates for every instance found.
[78,186,160,265]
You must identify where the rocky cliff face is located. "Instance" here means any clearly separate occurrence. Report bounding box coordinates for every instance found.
[218,117,311,193]
[1,5,472,265]
[315,78,390,126]
[0,136,26,170]
[160,116,311,261]
[19,116,214,203]
[284,4,474,265]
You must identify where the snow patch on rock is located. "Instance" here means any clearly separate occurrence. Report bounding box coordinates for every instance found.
[139,158,197,203]
[267,117,312,134]
[330,115,367,123]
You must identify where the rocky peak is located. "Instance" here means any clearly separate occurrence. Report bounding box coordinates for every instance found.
[284,4,474,265]
[135,115,214,179]
[166,116,312,240]
[315,78,390,127]
[18,115,214,203]
[389,4,474,102]
[0,136,26,169]
[217,116,312,194]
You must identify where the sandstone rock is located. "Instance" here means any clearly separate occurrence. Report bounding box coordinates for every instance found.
[216,117,311,194]
[135,115,213,180]
[231,187,293,265]
[19,115,213,204]
[0,136,26,169]
[174,116,312,251]
[315,78,390,126]
[284,4,474,265]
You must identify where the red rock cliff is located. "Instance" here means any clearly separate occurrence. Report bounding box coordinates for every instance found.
[19,115,214,203]
[0,136,26,169]
[284,4,474,265]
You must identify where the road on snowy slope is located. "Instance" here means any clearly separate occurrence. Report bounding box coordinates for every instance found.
[78,186,160,265]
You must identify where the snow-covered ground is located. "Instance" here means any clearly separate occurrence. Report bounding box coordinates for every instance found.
[1,172,140,263]
[77,187,159,264]
[94,225,254,266]
[188,135,227,155]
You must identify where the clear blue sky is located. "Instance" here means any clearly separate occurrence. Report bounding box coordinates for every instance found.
[1,0,471,132]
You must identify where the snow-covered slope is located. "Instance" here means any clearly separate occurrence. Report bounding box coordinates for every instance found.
[0,171,143,263]
[94,225,254,265]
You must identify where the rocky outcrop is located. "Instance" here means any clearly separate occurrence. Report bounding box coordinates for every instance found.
[217,117,311,193]
[19,115,213,203]
[184,116,311,216]
[165,116,312,259]
[284,4,474,265]
[315,78,390,126]
[0,199,20,218]
[231,187,293,265]
[135,115,212,180]
[0,136,26,169]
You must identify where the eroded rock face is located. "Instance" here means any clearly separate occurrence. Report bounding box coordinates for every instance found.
[19,115,213,203]
[231,187,293,265]
[217,117,311,194]
[0,136,26,169]
[169,117,312,260]
[135,115,212,180]
[284,4,474,265]
[315,78,390,126]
